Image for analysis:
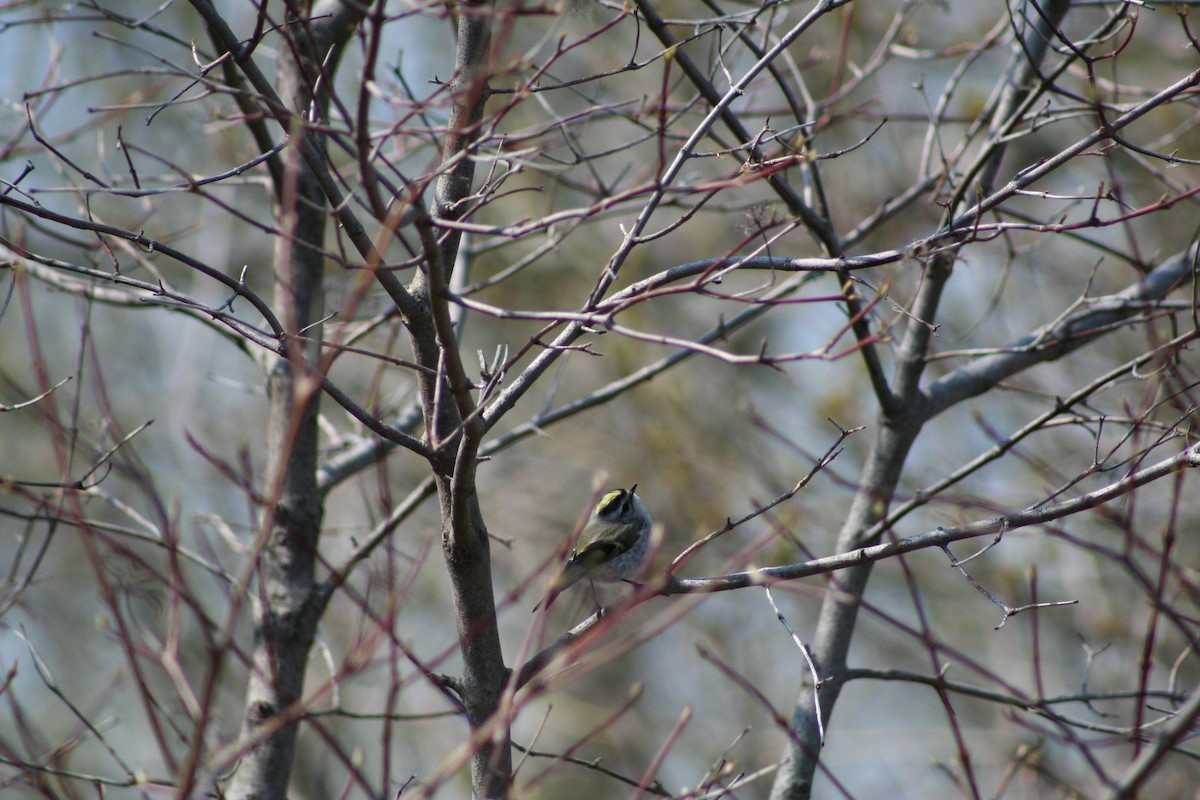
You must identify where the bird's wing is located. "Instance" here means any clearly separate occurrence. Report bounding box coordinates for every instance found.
[554,525,635,588]
[567,538,625,569]
[537,524,639,611]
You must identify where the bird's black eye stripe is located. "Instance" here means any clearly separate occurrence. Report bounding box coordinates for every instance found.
[596,489,626,516]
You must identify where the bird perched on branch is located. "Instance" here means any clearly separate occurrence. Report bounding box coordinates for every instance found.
[535,485,652,611]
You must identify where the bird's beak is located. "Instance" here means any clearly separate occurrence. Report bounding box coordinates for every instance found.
[629,483,638,494]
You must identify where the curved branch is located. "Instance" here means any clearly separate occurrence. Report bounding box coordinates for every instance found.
[923,243,1198,420]
[666,439,1200,594]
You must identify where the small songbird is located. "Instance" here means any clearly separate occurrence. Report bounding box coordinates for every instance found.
[535,485,652,611]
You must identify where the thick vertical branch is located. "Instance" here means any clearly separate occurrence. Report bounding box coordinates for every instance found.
[768,2,1075,797]
[224,4,364,799]
[404,2,511,796]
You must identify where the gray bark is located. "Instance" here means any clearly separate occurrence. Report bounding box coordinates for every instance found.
[220,4,365,798]
[769,2,1080,797]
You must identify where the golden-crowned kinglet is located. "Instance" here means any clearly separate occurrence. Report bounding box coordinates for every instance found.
[535,485,652,611]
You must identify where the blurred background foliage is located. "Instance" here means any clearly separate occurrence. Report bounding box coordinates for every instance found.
[1,1,1198,798]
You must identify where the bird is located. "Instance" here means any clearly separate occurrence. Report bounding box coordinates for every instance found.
[535,485,652,611]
